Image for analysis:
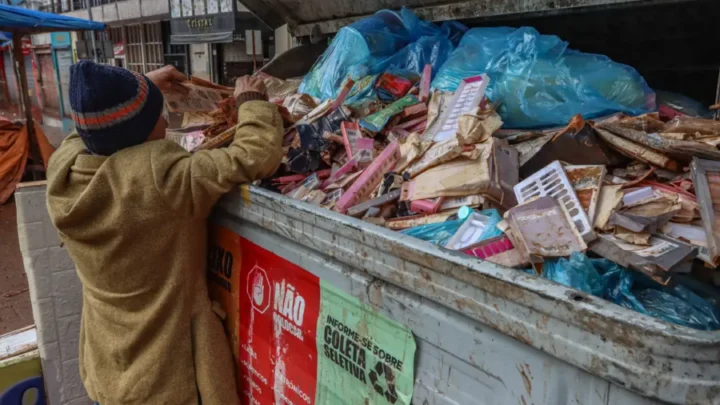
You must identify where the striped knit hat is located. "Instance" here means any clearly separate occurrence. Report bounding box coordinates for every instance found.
[70,61,164,155]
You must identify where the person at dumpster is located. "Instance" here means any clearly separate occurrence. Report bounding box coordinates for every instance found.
[45,61,283,405]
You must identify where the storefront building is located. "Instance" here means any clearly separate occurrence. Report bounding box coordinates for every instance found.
[169,0,272,85]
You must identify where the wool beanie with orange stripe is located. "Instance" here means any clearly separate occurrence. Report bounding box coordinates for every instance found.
[69,60,164,155]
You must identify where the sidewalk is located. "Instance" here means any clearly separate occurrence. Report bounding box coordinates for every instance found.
[0,199,32,334]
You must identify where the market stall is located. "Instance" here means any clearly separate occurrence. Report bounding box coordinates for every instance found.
[0,4,105,181]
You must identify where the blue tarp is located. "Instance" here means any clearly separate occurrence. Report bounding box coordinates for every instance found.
[0,31,11,47]
[0,4,105,33]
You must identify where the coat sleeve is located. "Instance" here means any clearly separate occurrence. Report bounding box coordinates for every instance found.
[151,100,283,218]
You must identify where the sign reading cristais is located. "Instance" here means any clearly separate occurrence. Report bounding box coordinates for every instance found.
[219,230,416,405]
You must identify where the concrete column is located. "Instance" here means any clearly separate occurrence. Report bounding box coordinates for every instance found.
[16,182,91,405]
[274,24,292,56]
[189,43,211,81]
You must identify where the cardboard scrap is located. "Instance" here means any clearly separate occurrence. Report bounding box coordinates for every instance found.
[165,81,233,113]
[598,123,720,161]
[594,184,624,231]
[456,109,503,145]
[564,165,606,224]
[402,142,493,200]
[662,116,720,136]
[395,133,433,173]
[594,127,681,172]
[614,226,651,246]
[589,234,697,283]
[617,113,665,133]
[405,139,464,178]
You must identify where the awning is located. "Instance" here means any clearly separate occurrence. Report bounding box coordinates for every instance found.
[0,4,106,34]
[0,31,11,47]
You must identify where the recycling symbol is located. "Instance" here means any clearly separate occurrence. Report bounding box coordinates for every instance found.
[369,361,398,404]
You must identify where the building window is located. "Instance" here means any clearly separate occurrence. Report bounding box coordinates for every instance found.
[125,24,144,73]
[124,23,165,74]
[144,23,164,72]
[108,27,124,45]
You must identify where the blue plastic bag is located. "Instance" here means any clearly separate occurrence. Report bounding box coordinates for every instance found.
[542,253,605,296]
[299,10,412,102]
[400,219,464,247]
[542,253,720,330]
[300,8,456,105]
[440,21,468,47]
[373,35,454,82]
[432,27,656,128]
[399,7,444,41]
[635,286,720,331]
[593,259,648,312]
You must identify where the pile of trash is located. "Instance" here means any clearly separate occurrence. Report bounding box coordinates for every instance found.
[168,9,720,330]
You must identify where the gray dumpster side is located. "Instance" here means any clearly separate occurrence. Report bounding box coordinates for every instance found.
[213,187,720,405]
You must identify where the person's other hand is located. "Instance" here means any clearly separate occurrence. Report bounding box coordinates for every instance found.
[234,75,267,98]
[146,65,188,95]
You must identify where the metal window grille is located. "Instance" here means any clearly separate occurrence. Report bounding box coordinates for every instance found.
[144,23,164,72]
[108,27,124,45]
[125,24,144,73]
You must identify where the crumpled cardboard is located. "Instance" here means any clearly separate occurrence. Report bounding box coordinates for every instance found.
[405,138,464,178]
[401,138,518,205]
[402,141,494,200]
[456,109,503,145]
[598,123,720,161]
[594,127,681,172]
[395,133,433,173]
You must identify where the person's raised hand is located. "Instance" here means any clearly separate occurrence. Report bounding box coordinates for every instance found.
[146,65,188,95]
[234,75,267,99]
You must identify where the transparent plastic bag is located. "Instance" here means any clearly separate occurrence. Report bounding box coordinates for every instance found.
[432,27,655,128]
[655,90,713,119]
[400,219,464,247]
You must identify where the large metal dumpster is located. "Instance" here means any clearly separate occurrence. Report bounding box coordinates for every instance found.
[214,1,720,404]
[213,188,719,405]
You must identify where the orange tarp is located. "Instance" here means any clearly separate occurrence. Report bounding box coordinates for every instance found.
[0,120,56,204]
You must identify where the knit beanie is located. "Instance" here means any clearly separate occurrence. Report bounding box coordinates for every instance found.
[70,60,164,155]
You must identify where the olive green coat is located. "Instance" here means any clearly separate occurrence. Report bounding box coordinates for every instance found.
[46,101,283,405]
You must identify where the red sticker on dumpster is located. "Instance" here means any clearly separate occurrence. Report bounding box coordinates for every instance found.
[238,238,321,405]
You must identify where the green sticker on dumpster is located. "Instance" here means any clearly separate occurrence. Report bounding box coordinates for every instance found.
[315,281,416,405]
